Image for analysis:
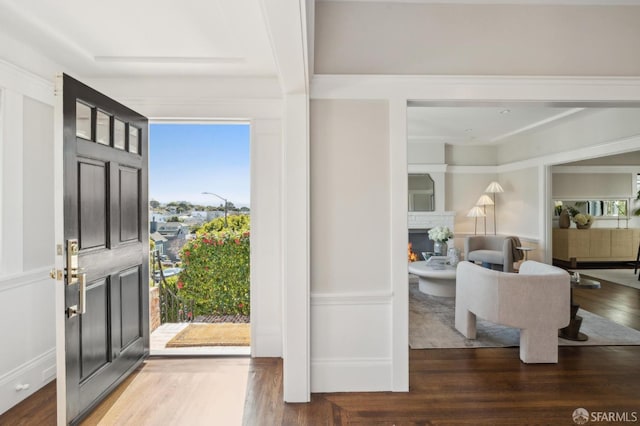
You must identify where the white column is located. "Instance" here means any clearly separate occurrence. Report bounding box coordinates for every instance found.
[389,98,408,391]
[1,89,23,275]
[250,118,284,357]
[541,164,552,264]
[282,93,310,402]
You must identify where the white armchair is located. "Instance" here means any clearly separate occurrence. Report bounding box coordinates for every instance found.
[455,260,570,363]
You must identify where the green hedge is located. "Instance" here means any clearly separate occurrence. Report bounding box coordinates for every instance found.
[176,230,250,316]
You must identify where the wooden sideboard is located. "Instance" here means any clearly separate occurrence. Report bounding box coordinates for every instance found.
[552,228,640,266]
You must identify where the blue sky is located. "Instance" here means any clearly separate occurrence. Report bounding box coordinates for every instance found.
[149,123,250,207]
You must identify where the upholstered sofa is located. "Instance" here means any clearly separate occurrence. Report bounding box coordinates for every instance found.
[455,260,570,363]
[464,235,520,272]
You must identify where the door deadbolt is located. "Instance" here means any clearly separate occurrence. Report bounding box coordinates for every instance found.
[66,239,87,315]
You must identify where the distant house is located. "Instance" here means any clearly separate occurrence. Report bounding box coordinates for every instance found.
[150,232,167,257]
[156,222,190,239]
[156,222,190,261]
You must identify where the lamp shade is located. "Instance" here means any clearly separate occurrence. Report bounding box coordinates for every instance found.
[485,181,504,193]
[476,194,494,206]
[467,206,486,217]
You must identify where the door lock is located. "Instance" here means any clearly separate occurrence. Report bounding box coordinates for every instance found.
[66,239,87,315]
[66,239,80,285]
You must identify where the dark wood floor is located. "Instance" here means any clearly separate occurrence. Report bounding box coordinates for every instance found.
[2,277,639,425]
[244,347,640,425]
[573,277,640,331]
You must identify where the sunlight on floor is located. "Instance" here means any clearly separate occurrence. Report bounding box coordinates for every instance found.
[81,357,250,425]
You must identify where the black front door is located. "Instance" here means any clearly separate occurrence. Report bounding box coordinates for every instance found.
[62,74,149,424]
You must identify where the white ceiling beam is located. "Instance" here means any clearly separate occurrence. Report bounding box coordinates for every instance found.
[260,0,309,94]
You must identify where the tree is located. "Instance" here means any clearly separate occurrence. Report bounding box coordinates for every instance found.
[177,230,250,316]
[197,214,250,235]
[150,200,160,209]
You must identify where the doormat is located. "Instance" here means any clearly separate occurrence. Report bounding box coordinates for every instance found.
[166,323,250,347]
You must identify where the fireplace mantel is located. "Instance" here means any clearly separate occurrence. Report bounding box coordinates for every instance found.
[408,211,455,231]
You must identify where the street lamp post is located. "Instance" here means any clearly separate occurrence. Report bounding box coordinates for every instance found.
[202,191,228,227]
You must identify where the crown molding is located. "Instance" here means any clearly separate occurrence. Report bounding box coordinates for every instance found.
[311,74,640,102]
[315,0,640,5]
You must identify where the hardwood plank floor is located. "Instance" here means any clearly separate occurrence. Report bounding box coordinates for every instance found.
[3,280,639,425]
[573,277,640,330]
[242,347,640,425]
[0,380,57,426]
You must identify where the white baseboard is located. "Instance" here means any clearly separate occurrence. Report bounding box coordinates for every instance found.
[0,348,56,415]
[311,357,392,392]
[252,325,282,358]
[310,291,394,392]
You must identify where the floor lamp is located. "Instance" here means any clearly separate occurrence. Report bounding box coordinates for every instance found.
[467,206,486,235]
[485,181,504,235]
[476,195,494,236]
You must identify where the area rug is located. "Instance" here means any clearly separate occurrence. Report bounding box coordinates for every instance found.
[570,269,640,290]
[166,323,250,347]
[409,283,640,349]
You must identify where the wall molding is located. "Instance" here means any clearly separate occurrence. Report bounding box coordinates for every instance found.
[310,357,392,393]
[0,267,52,293]
[311,74,640,101]
[0,348,55,384]
[0,59,54,106]
[408,164,448,173]
[310,291,392,306]
[445,134,640,175]
[448,165,498,174]
[552,165,640,174]
[0,348,55,415]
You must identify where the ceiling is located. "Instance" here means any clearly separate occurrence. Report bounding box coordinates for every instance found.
[1,0,637,149]
[0,0,278,78]
[407,105,590,145]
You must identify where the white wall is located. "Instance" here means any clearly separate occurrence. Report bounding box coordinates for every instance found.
[408,141,444,164]
[0,62,56,415]
[315,3,640,76]
[446,144,497,166]
[446,172,498,237]
[553,172,631,199]
[310,99,393,391]
[499,167,540,240]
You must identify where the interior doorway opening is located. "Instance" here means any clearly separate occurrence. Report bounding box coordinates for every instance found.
[148,121,252,356]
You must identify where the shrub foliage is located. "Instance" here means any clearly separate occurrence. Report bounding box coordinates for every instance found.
[177,216,250,316]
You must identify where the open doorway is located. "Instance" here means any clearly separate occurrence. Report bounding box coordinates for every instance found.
[148,122,251,356]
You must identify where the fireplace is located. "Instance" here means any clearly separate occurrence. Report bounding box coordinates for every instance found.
[408,229,434,261]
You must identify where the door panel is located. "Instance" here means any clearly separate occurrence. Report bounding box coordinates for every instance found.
[80,278,110,380]
[61,74,149,425]
[78,160,108,250]
[120,267,142,348]
[119,167,141,242]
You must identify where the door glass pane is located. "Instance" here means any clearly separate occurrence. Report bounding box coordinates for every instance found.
[129,126,139,154]
[114,119,126,150]
[96,111,110,145]
[76,102,92,140]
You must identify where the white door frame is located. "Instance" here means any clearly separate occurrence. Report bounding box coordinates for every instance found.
[53,74,67,425]
[146,118,255,355]
[311,74,640,391]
